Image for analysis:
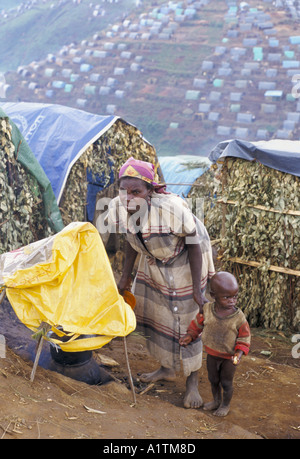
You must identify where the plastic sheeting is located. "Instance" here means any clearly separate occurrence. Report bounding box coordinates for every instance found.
[0,107,64,233]
[0,222,136,352]
[209,139,300,177]
[158,155,211,197]
[1,102,117,204]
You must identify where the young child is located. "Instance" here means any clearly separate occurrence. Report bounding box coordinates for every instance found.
[179,271,251,417]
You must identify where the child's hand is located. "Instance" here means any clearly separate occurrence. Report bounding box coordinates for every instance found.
[179,334,193,347]
[232,351,243,365]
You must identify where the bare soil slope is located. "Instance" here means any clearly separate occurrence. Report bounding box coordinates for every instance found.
[0,329,299,440]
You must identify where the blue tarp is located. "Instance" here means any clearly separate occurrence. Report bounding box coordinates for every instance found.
[0,106,64,233]
[209,138,300,177]
[1,102,118,210]
[158,155,211,197]
[1,102,125,222]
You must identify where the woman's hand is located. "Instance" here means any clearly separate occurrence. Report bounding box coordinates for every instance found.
[193,288,208,313]
[186,235,208,312]
[117,241,138,294]
[118,275,132,294]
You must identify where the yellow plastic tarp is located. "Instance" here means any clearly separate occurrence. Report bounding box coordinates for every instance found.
[0,222,136,351]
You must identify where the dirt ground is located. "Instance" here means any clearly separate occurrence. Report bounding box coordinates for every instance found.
[0,316,299,440]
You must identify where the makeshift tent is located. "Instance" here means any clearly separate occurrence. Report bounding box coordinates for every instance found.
[1,102,116,206]
[2,102,161,226]
[189,139,300,331]
[158,155,211,198]
[0,107,63,255]
[0,222,136,352]
[209,138,300,177]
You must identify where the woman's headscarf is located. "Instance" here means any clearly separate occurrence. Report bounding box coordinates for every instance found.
[119,157,168,193]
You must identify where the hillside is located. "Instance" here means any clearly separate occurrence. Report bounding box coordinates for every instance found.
[0,0,139,72]
[2,0,300,157]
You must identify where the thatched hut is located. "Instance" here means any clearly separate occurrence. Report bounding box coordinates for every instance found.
[0,108,63,254]
[189,139,300,331]
[2,102,161,271]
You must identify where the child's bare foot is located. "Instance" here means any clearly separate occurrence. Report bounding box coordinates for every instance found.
[213,404,230,417]
[183,370,203,409]
[203,400,221,411]
[139,366,176,383]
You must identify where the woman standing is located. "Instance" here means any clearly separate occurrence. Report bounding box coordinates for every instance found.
[102,157,215,408]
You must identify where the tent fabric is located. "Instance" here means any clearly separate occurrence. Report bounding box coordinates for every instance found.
[1,102,118,205]
[2,222,136,352]
[209,138,300,177]
[86,161,114,223]
[0,107,64,233]
[158,155,211,197]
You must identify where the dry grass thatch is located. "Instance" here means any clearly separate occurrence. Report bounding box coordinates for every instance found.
[189,157,300,331]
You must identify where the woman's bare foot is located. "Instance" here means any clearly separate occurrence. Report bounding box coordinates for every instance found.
[139,366,176,383]
[213,404,230,417]
[183,371,203,409]
[183,390,203,409]
[203,400,221,411]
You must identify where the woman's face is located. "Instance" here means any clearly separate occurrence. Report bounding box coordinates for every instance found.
[119,177,152,214]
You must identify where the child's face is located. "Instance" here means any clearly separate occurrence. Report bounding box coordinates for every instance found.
[211,285,239,310]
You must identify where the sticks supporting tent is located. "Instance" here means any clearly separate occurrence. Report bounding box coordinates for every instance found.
[0,288,5,306]
[30,323,51,382]
[123,336,136,406]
